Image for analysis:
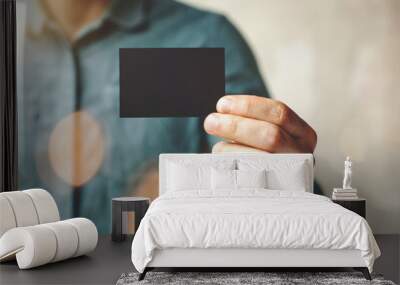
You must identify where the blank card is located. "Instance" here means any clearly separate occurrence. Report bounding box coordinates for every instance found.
[119,48,225,117]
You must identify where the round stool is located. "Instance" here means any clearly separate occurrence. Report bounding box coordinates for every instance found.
[111,197,150,242]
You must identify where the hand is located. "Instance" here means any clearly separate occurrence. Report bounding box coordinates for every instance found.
[204,95,317,153]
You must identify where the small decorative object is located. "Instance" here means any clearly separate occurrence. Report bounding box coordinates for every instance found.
[112,197,150,242]
[343,156,352,189]
[332,156,358,200]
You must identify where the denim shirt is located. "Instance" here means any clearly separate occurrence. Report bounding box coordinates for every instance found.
[18,0,268,233]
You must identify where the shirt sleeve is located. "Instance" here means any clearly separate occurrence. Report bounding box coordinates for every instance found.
[204,15,270,149]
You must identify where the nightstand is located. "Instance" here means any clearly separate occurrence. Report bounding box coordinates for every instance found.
[332,198,366,218]
[112,197,150,242]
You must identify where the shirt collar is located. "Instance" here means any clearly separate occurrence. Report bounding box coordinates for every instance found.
[27,0,148,37]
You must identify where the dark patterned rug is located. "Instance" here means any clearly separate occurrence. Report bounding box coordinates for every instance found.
[117,272,396,285]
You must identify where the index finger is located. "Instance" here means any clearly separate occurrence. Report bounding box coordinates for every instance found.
[216,95,314,141]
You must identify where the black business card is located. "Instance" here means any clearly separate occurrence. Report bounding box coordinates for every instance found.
[120,48,225,117]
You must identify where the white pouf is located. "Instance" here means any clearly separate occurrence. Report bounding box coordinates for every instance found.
[42,221,79,262]
[0,189,98,269]
[0,225,57,269]
[0,218,98,269]
[0,196,17,237]
[65,218,98,257]
[23,189,60,223]
[0,191,39,227]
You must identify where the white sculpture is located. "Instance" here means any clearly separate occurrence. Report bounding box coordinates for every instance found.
[342,156,352,189]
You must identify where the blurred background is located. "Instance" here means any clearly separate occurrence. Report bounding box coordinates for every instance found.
[182,0,400,234]
[16,0,399,235]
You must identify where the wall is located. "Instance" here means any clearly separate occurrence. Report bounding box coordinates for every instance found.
[181,0,400,234]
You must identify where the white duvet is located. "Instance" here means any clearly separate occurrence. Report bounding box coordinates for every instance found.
[131,190,380,273]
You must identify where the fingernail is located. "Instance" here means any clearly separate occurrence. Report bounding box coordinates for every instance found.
[217,97,232,113]
[204,114,220,131]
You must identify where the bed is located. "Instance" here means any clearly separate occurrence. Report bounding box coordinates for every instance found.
[131,153,380,280]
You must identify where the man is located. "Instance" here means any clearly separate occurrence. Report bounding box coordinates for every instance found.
[19,0,317,233]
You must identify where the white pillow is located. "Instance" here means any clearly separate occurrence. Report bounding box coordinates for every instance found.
[167,162,210,191]
[211,168,236,190]
[238,160,308,191]
[236,169,267,189]
[211,169,268,190]
[166,160,236,192]
[266,162,307,191]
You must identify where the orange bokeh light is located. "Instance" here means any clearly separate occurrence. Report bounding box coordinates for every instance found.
[48,111,105,187]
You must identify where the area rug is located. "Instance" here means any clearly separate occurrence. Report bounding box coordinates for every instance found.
[116,272,396,285]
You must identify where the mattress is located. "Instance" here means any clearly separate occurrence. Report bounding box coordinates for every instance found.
[131,190,380,273]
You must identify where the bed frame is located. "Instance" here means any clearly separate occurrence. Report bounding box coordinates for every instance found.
[139,153,371,280]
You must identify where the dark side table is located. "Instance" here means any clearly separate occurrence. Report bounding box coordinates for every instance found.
[332,198,366,218]
[112,197,150,242]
